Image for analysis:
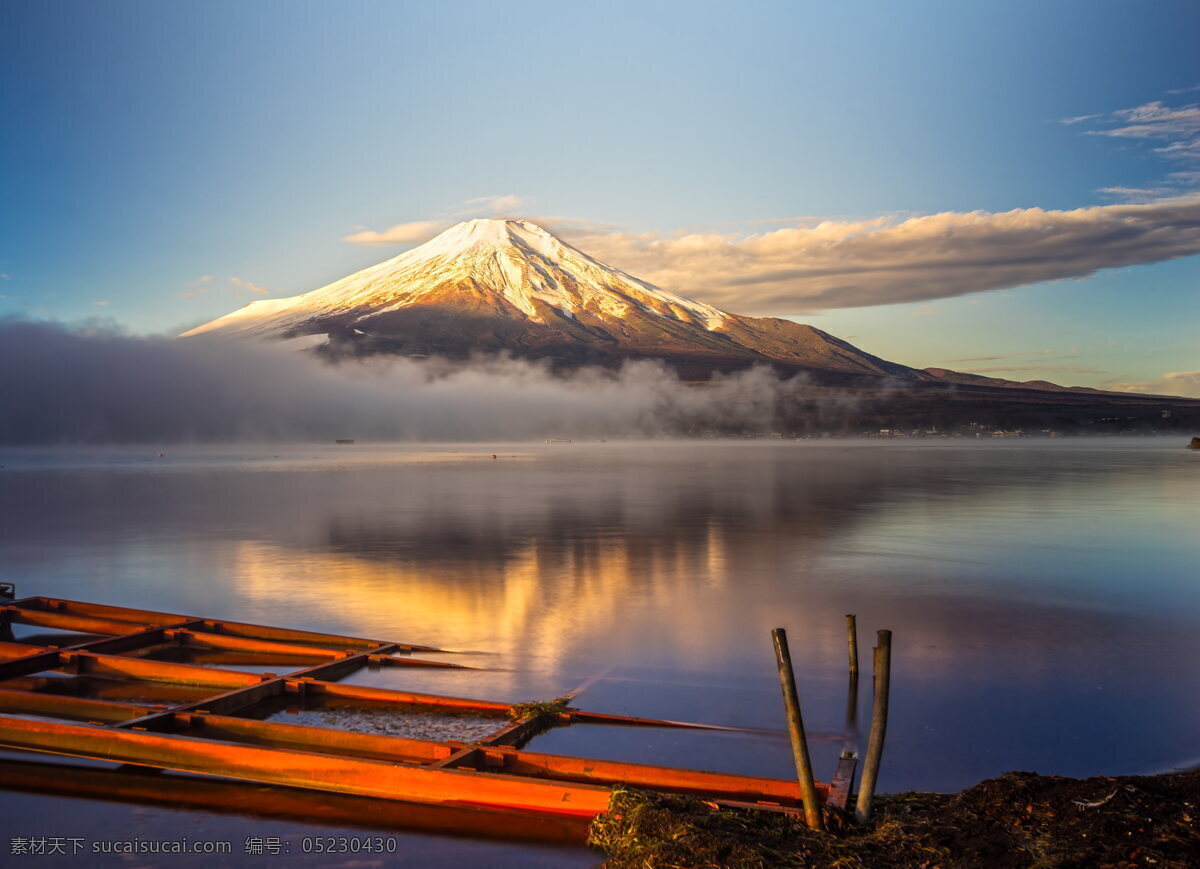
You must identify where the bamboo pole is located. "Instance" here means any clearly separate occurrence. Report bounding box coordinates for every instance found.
[846,614,859,677]
[845,614,861,749]
[770,628,825,831]
[833,616,864,810]
[854,629,892,826]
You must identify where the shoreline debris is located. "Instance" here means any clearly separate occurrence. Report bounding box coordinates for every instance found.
[588,770,1200,868]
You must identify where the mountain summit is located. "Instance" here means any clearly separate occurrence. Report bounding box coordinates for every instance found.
[181,218,914,380]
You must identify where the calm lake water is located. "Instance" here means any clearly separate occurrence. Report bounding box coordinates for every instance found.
[1,438,1198,866]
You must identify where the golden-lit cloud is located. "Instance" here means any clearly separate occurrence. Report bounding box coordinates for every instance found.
[556,196,1200,314]
[463,194,526,215]
[344,196,529,247]
[337,187,1200,316]
[1110,370,1200,398]
[229,277,271,296]
[342,219,446,247]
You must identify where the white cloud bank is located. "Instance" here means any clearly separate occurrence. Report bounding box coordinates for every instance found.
[555,196,1200,314]
[0,319,841,443]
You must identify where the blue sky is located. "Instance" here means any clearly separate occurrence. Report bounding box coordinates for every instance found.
[2,0,1198,392]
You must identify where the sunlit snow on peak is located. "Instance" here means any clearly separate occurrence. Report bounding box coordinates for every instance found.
[181,219,729,337]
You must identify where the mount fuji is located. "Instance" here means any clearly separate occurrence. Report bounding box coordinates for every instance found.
[181,218,920,381]
[180,218,1198,429]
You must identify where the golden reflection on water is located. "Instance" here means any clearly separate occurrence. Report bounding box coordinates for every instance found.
[225,523,740,685]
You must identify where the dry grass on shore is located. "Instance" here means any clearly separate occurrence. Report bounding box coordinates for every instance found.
[588,769,1200,868]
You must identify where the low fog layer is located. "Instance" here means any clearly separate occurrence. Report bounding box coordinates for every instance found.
[0,319,835,443]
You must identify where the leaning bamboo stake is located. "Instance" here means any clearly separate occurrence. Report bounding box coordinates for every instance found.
[770,628,825,832]
[854,629,892,825]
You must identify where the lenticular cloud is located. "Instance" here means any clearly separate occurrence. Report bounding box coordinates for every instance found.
[549,195,1200,314]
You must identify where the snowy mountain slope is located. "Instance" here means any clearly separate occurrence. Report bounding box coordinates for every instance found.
[182,220,727,337]
[182,219,918,379]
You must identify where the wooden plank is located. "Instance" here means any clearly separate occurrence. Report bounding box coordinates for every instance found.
[0,715,614,818]
[0,623,204,681]
[43,677,216,704]
[17,597,188,626]
[6,638,759,736]
[115,680,288,729]
[70,651,264,690]
[2,637,505,717]
[0,685,821,807]
[429,730,820,809]
[186,711,447,764]
[170,628,472,668]
[169,630,349,660]
[483,745,826,806]
[203,619,419,651]
[110,642,402,730]
[289,645,399,681]
[4,638,469,702]
[2,606,189,636]
[25,597,442,652]
[289,679,513,713]
[0,756,592,844]
[306,681,763,732]
[1,611,409,668]
[167,650,331,667]
[0,688,149,724]
[79,626,195,656]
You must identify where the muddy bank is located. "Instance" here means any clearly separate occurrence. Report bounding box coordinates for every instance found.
[588,769,1200,868]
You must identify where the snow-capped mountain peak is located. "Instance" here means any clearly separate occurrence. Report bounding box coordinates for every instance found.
[182,218,727,337]
[180,218,914,381]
